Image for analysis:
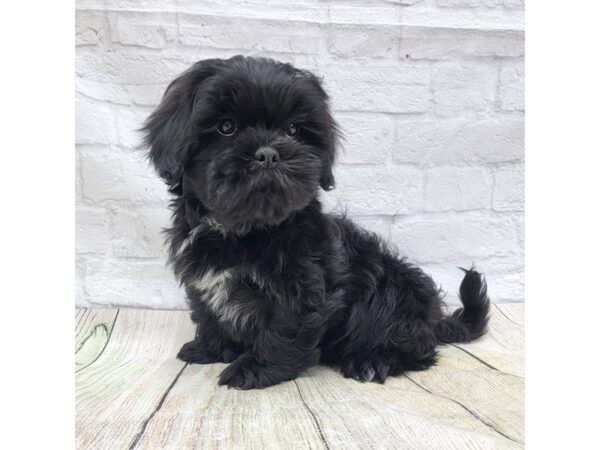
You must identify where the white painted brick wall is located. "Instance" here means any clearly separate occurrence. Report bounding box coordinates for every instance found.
[75,0,525,309]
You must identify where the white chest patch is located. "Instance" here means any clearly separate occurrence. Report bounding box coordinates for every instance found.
[176,225,205,256]
[176,220,231,257]
[191,269,252,329]
[192,268,232,311]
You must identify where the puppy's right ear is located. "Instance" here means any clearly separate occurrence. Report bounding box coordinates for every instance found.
[141,59,222,193]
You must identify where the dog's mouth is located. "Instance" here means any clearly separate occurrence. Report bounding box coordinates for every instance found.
[201,157,320,232]
[246,165,288,187]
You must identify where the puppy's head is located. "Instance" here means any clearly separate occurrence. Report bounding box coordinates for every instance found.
[143,56,338,233]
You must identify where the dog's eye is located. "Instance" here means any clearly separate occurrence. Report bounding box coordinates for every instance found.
[217,118,237,136]
[285,123,299,137]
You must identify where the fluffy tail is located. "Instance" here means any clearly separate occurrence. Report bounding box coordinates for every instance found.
[435,267,491,344]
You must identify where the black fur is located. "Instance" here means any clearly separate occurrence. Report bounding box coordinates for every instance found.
[142,56,490,389]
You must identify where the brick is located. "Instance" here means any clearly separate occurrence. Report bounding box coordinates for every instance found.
[420,259,524,304]
[328,24,399,58]
[331,82,430,112]
[76,78,168,107]
[75,97,118,144]
[323,166,422,215]
[469,258,525,302]
[79,146,171,205]
[498,60,524,111]
[78,0,176,7]
[490,272,525,302]
[75,48,107,82]
[110,207,171,258]
[76,257,89,307]
[402,8,524,32]
[115,105,154,149]
[76,208,110,255]
[436,0,524,8]
[415,264,468,305]
[516,213,524,250]
[84,258,186,308]
[126,83,169,106]
[425,166,493,211]
[493,163,524,211]
[325,60,431,88]
[502,0,525,8]
[432,62,497,117]
[178,0,329,22]
[83,51,192,84]
[105,53,193,84]
[179,15,326,54]
[336,113,395,164]
[75,10,106,46]
[394,118,524,164]
[354,216,392,241]
[324,61,431,112]
[328,0,403,4]
[76,78,130,105]
[108,11,177,49]
[252,53,321,76]
[390,214,521,263]
[400,27,524,60]
[75,154,83,200]
[329,5,401,25]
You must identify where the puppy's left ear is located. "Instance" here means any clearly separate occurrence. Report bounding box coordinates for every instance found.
[318,98,339,192]
[319,154,336,191]
[303,73,339,191]
[141,59,223,193]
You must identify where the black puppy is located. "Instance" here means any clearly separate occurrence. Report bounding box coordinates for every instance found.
[142,55,490,389]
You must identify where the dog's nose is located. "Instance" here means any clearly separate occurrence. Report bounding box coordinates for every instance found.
[254,146,279,168]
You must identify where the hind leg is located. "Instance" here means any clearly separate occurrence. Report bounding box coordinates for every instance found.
[340,347,437,383]
[339,315,439,383]
[336,256,443,383]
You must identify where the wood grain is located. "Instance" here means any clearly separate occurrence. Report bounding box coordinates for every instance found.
[452,304,524,377]
[75,308,119,372]
[495,303,525,327]
[75,310,195,450]
[408,305,524,446]
[75,306,524,450]
[134,364,330,450]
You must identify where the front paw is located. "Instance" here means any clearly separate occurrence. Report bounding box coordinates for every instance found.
[218,354,289,390]
[177,340,240,364]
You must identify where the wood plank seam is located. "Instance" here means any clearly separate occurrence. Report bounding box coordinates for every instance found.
[75,308,89,331]
[450,344,497,371]
[450,343,524,380]
[165,366,223,447]
[75,307,523,449]
[293,380,331,450]
[128,362,190,450]
[75,308,120,374]
[494,304,523,327]
[403,374,524,445]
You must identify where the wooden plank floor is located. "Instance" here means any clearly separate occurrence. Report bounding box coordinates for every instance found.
[75,305,524,450]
